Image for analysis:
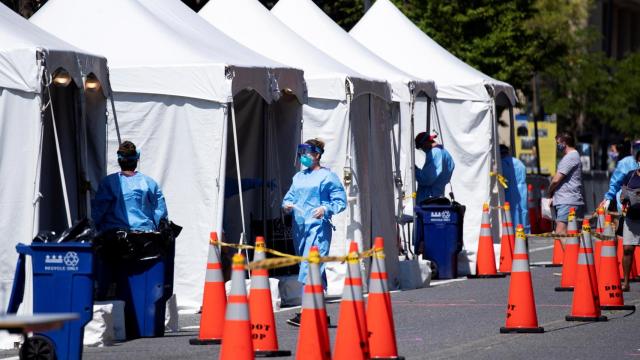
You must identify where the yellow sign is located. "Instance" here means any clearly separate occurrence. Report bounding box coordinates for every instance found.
[514,116,557,175]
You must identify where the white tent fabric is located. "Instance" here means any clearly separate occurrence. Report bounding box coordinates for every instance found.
[200,0,386,101]
[271,0,435,102]
[200,0,403,294]
[30,0,305,104]
[349,0,514,104]
[350,0,517,274]
[272,0,439,289]
[0,3,110,348]
[31,0,306,309]
[0,3,110,96]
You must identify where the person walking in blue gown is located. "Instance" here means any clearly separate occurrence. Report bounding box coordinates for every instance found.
[282,138,346,327]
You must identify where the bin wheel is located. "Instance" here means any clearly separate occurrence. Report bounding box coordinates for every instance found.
[430,261,439,279]
[19,335,56,360]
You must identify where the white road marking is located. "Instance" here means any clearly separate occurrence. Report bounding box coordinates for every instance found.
[430,278,467,286]
[529,245,555,253]
[180,325,199,330]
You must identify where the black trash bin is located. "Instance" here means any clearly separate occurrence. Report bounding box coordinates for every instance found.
[414,204,464,279]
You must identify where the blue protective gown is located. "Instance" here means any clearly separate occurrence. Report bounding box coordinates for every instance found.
[282,167,347,286]
[415,146,455,204]
[92,172,168,232]
[501,154,530,233]
[605,155,639,211]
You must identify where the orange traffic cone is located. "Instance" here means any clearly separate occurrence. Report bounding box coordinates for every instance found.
[499,205,514,274]
[500,225,544,333]
[190,232,226,345]
[566,221,607,322]
[555,209,580,292]
[468,203,505,278]
[593,207,606,275]
[593,208,606,276]
[504,202,516,250]
[367,237,403,360]
[567,208,579,236]
[598,236,636,311]
[334,241,369,360]
[595,207,605,234]
[296,246,331,360]
[249,237,291,357]
[220,253,255,359]
[583,220,599,296]
[549,238,564,267]
[633,247,640,281]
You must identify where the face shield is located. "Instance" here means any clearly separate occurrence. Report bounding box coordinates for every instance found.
[297,144,323,157]
[117,149,140,161]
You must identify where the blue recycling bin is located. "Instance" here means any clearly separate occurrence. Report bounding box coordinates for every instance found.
[9,242,94,360]
[94,230,175,339]
[116,257,171,338]
[414,205,463,279]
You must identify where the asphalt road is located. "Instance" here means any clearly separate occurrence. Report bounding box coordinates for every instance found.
[3,236,640,359]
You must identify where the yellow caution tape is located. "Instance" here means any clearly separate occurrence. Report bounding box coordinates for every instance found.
[216,237,376,270]
[489,172,508,189]
[525,232,581,239]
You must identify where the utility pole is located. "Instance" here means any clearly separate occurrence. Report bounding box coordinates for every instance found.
[531,73,542,175]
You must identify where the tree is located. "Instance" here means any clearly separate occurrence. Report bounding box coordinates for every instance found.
[608,53,640,137]
[259,0,365,30]
[390,0,586,96]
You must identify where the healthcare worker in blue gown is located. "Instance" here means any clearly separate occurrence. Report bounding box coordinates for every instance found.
[92,140,168,233]
[282,138,346,327]
[414,132,455,205]
[600,140,640,212]
[500,144,530,233]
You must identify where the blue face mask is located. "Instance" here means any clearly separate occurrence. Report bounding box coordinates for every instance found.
[300,154,313,168]
[557,143,566,153]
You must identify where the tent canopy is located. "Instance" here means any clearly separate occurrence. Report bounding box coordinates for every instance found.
[200,0,388,101]
[271,0,436,102]
[0,2,110,96]
[30,0,306,103]
[349,0,515,105]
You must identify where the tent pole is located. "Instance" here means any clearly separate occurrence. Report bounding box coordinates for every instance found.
[426,97,431,134]
[78,83,91,220]
[33,105,46,238]
[216,105,230,240]
[262,101,268,241]
[230,103,248,254]
[508,105,516,156]
[490,99,505,206]
[109,93,121,145]
[408,94,417,260]
[45,85,73,228]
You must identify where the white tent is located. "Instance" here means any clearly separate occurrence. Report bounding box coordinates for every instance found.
[271,0,437,287]
[0,2,112,347]
[31,0,306,310]
[350,0,517,274]
[200,0,403,294]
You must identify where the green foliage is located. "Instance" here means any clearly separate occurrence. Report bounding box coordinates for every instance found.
[541,51,613,131]
[608,53,640,137]
[259,0,364,30]
[390,0,564,91]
